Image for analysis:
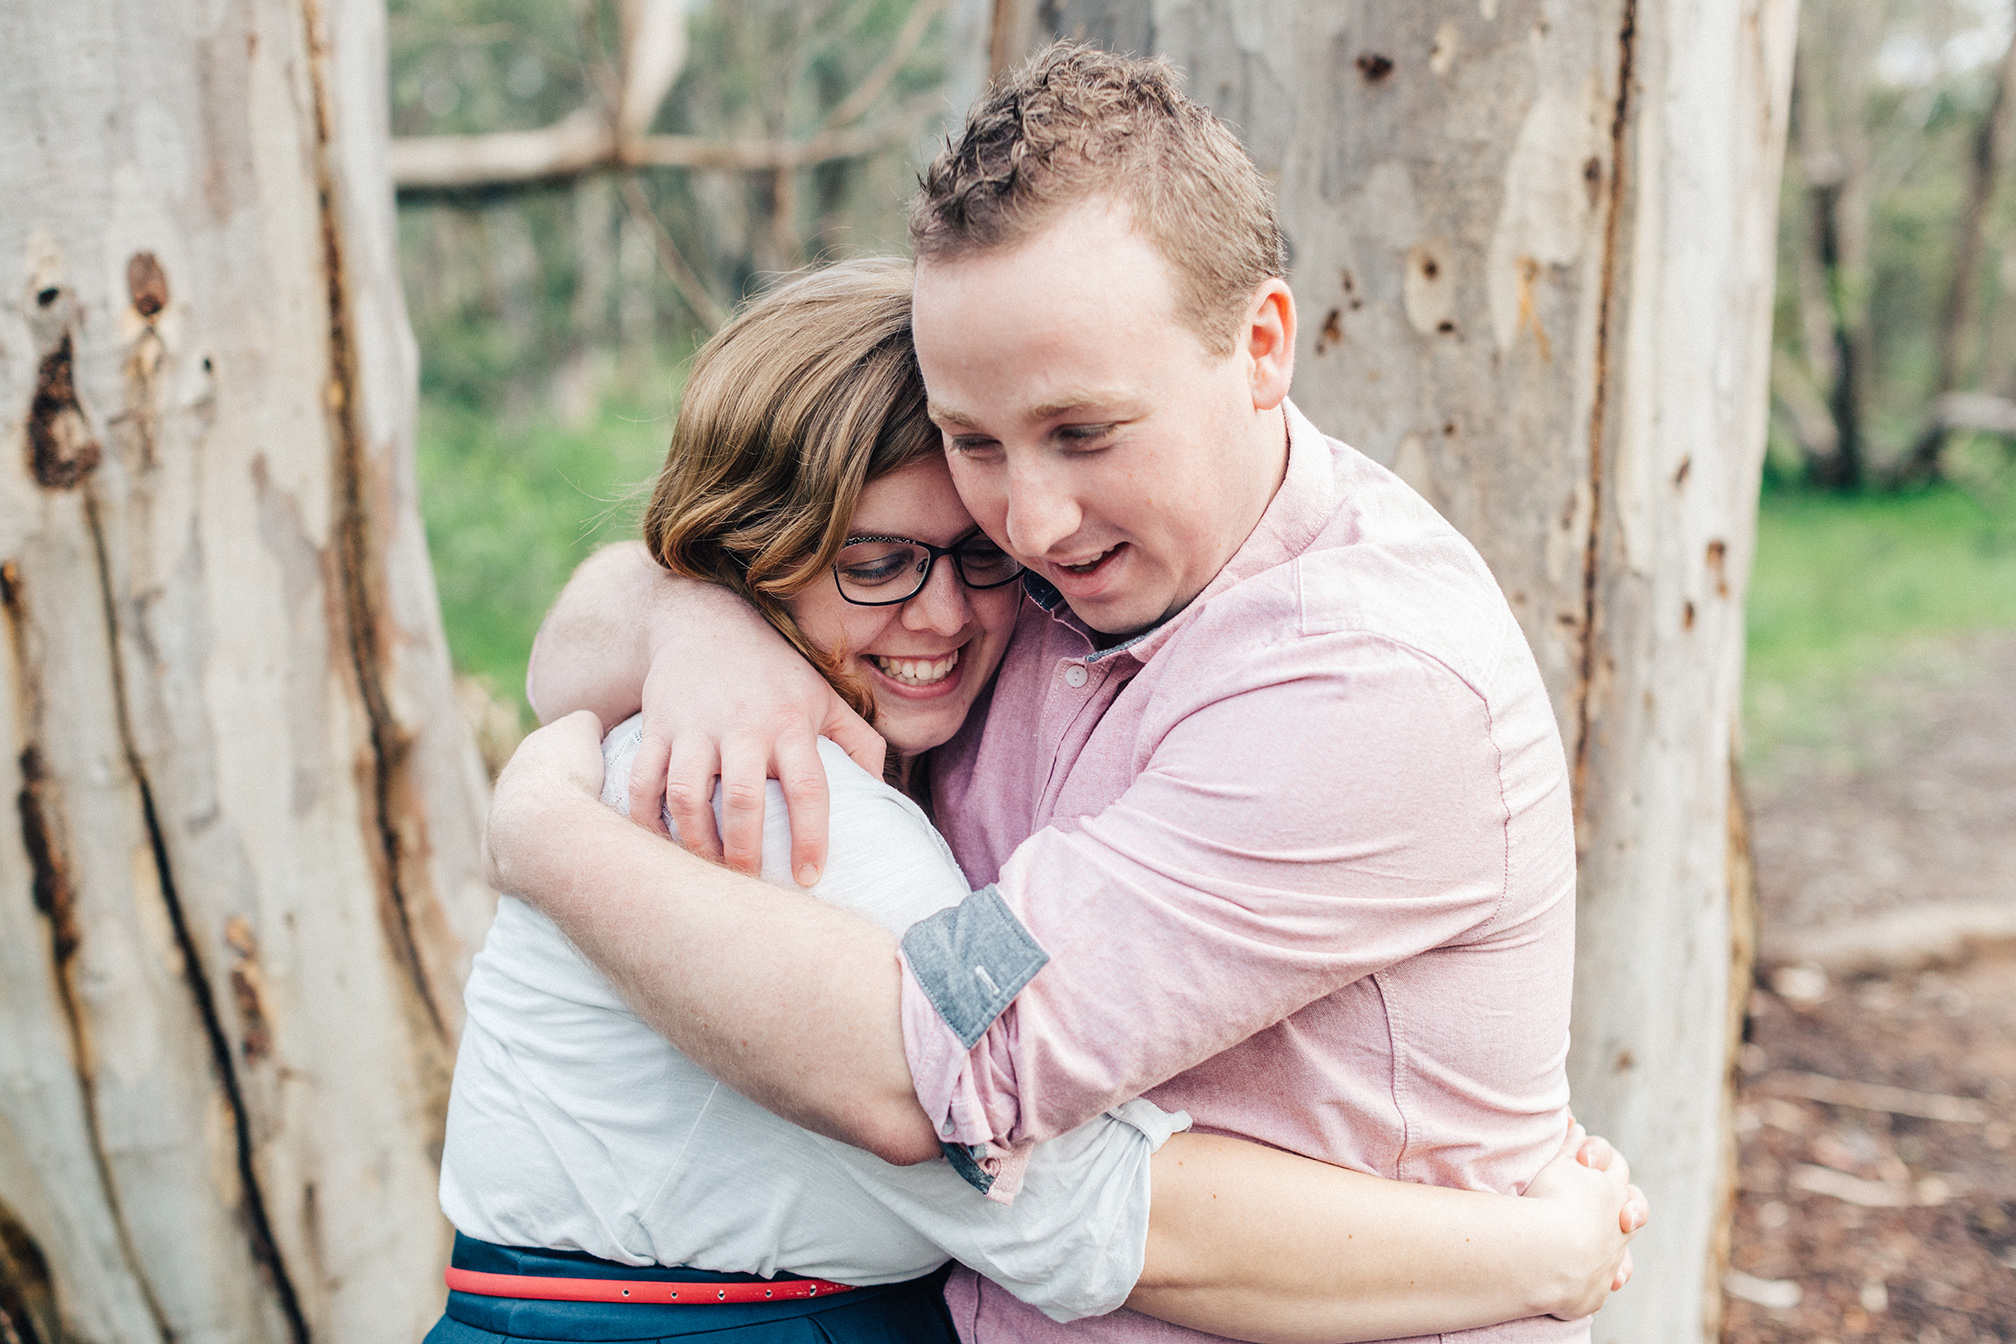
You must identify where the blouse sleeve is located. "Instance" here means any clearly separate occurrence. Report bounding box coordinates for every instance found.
[825,1099,1188,1321]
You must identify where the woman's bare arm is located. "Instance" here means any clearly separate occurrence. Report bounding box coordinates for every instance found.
[524,542,881,877]
[1132,1130,1645,1343]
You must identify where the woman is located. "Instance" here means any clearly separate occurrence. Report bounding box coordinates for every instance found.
[431,259,1642,1344]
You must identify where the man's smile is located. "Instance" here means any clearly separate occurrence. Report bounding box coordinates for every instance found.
[1057,544,1125,576]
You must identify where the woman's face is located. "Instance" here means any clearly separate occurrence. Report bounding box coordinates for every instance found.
[785,455,1022,759]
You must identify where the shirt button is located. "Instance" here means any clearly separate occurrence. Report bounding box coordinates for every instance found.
[1063,664,1089,688]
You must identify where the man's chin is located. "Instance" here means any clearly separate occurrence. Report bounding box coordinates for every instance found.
[1066,592,1169,645]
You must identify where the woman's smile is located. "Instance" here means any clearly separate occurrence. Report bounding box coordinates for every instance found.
[867,643,964,693]
[784,456,1023,760]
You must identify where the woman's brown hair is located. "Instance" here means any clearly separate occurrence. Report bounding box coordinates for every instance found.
[641,258,940,723]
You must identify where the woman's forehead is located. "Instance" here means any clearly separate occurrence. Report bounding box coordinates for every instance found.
[850,457,973,543]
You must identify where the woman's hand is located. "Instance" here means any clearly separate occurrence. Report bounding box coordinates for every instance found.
[1524,1122,1650,1320]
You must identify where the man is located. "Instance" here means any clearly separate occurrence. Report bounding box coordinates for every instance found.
[495,43,1604,1342]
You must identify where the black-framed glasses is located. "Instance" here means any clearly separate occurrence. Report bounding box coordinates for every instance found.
[831,532,1024,606]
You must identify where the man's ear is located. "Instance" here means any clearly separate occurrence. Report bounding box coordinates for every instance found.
[1245,279,1295,412]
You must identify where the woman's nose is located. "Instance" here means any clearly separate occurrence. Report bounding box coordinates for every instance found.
[901,557,971,636]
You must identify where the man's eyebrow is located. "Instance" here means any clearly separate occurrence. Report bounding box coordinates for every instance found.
[928,392,1133,428]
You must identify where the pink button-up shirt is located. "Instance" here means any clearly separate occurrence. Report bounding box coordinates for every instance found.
[903,404,1583,1344]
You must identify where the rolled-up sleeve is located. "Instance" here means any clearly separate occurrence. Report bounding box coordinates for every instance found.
[901,628,1522,1149]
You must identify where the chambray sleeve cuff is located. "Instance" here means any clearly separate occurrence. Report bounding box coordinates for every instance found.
[898,885,1049,1195]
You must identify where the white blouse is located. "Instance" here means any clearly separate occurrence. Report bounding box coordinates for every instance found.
[438,716,1187,1322]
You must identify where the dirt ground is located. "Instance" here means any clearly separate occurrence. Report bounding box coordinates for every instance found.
[1724,632,2016,1343]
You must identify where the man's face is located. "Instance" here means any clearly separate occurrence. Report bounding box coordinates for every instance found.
[912,198,1292,637]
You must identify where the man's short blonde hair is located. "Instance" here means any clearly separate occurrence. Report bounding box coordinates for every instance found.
[909,42,1286,355]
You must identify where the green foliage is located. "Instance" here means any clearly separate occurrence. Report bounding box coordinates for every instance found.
[417,382,682,713]
[1745,481,2016,760]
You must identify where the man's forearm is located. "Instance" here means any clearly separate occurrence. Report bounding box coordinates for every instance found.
[1133,1135,1592,1342]
[490,785,941,1165]
[526,541,663,726]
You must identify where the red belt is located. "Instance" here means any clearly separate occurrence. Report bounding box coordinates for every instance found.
[445,1266,858,1305]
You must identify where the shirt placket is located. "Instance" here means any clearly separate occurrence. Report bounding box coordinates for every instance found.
[1033,654,1128,824]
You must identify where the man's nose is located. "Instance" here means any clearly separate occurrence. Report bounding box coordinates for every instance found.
[1003,458,1084,559]
[900,555,971,637]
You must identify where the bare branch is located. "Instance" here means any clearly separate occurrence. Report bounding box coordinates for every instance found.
[619,0,689,140]
[1937,390,2016,436]
[821,0,946,131]
[391,95,943,192]
[390,109,611,190]
[1762,1071,1990,1125]
[618,173,728,332]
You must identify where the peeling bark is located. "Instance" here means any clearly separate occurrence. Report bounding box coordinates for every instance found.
[301,0,447,1043]
[81,489,312,1344]
[0,1199,60,1344]
[1,566,174,1344]
[0,0,492,1338]
[1572,0,1637,809]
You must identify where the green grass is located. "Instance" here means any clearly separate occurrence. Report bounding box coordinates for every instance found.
[417,383,680,716]
[1744,483,2016,762]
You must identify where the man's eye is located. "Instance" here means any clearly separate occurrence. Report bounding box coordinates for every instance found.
[1058,424,1115,447]
[956,542,1018,578]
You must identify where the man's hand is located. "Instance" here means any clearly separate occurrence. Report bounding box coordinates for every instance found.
[524,542,884,885]
[484,710,608,897]
[633,606,882,884]
[1527,1123,1650,1320]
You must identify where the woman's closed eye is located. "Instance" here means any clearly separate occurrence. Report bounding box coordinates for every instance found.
[836,545,920,588]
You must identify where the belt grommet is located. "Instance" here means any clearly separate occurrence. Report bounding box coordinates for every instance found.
[717,1288,727,1300]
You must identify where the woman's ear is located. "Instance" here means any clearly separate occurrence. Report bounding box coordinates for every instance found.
[1245,279,1296,412]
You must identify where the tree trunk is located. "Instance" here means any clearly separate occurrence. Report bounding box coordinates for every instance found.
[1902,28,2016,484]
[0,0,494,1339]
[1000,3,1796,1340]
[1786,0,1876,490]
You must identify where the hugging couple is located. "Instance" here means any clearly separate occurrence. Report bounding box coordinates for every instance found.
[432,43,1650,1344]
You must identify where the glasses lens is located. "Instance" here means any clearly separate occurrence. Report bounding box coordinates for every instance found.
[834,540,927,603]
[954,538,1022,588]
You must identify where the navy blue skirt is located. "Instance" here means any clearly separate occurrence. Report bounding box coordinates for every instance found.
[426,1235,960,1343]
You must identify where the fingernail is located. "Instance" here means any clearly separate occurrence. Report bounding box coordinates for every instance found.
[797,863,820,887]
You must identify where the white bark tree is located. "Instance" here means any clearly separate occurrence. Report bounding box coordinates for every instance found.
[1005,3,1796,1340]
[0,0,493,1339]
